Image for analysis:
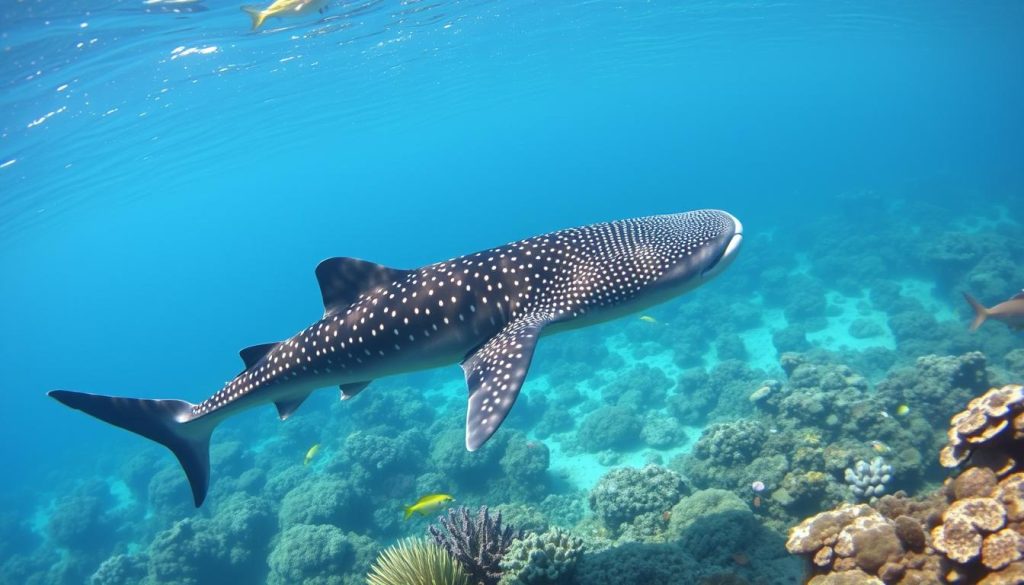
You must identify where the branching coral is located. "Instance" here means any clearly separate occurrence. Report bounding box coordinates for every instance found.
[428,506,522,585]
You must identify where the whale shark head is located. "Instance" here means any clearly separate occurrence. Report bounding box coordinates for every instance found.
[653,209,743,294]
[697,210,743,281]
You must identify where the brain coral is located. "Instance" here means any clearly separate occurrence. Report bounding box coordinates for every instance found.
[588,465,688,534]
[577,406,643,452]
[278,475,368,530]
[666,488,759,563]
[690,419,766,467]
[498,528,584,585]
[266,523,374,585]
[571,542,698,585]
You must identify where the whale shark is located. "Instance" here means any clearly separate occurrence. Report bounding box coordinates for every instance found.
[49,210,743,506]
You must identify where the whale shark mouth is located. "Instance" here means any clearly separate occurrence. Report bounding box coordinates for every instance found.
[702,214,743,278]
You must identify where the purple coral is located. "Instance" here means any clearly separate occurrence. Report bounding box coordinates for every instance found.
[427,506,522,585]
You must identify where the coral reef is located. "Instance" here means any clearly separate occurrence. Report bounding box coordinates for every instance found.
[89,554,148,585]
[145,494,276,585]
[278,475,369,530]
[676,350,996,532]
[576,406,642,452]
[571,542,699,585]
[667,488,760,563]
[366,538,469,585]
[588,465,688,536]
[787,382,1024,584]
[20,191,1024,585]
[266,523,375,585]
[498,528,584,585]
[939,383,1023,470]
[428,506,522,585]
[844,457,892,502]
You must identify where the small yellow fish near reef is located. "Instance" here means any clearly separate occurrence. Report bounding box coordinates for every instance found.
[241,0,328,31]
[404,493,454,520]
[895,404,910,417]
[304,443,320,466]
[639,315,658,324]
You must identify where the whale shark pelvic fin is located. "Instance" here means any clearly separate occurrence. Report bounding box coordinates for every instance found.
[274,392,311,420]
[315,257,410,317]
[340,381,371,400]
[461,314,554,451]
[47,390,213,507]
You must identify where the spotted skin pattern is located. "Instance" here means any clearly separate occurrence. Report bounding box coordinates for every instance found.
[49,209,742,505]
[193,210,739,432]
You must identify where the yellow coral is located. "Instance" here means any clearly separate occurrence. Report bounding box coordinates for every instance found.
[802,431,823,446]
[804,471,828,484]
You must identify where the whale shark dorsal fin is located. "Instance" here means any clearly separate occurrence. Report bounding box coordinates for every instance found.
[461,314,554,451]
[315,257,410,317]
[239,342,279,370]
[339,381,371,400]
[275,392,311,420]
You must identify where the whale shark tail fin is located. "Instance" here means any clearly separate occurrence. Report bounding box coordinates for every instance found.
[963,292,989,331]
[48,390,213,507]
[241,5,267,30]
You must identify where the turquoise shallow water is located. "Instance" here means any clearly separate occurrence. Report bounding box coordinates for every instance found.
[1,1,1023,584]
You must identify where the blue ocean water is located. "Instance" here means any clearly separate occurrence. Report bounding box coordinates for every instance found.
[1,1,1023,584]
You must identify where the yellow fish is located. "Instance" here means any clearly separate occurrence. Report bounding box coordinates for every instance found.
[403,493,454,520]
[241,0,328,31]
[639,315,658,324]
[895,404,910,417]
[304,443,320,465]
[870,440,890,454]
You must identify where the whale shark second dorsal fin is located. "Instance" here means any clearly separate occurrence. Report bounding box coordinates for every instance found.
[315,257,410,317]
[461,313,555,451]
[239,342,279,370]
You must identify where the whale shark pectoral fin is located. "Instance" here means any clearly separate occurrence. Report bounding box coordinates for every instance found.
[315,257,411,317]
[274,392,312,420]
[339,381,371,400]
[239,342,279,370]
[461,314,553,451]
